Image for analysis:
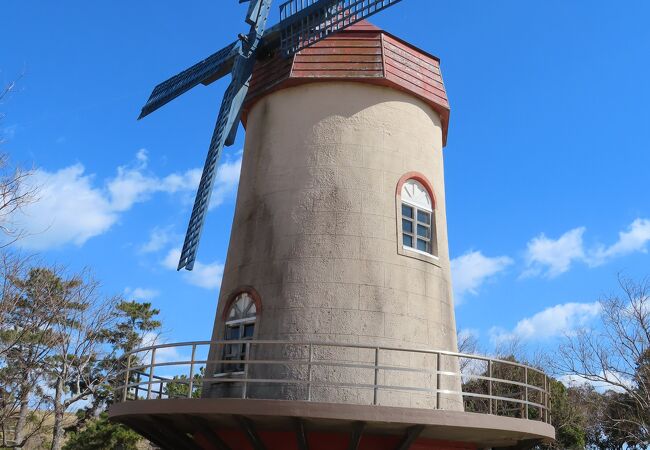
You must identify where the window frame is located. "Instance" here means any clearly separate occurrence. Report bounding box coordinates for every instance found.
[395,174,440,265]
[401,201,434,256]
[220,290,261,374]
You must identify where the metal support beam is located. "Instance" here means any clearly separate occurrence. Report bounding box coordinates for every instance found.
[150,416,201,450]
[293,418,309,450]
[189,416,232,450]
[348,421,366,450]
[123,420,174,450]
[235,415,267,450]
[395,425,425,450]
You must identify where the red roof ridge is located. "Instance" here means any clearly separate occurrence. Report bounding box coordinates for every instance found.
[343,20,382,32]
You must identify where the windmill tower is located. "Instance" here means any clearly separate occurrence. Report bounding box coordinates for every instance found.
[110,1,556,449]
[207,20,461,408]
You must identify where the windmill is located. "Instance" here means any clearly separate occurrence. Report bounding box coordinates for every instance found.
[111,2,559,448]
[138,0,404,271]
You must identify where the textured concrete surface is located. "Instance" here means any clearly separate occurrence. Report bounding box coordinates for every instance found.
[209,81,461,409]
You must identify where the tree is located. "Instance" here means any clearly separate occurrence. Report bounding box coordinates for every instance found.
[555,276,650,446]
[0,76,36,245]
[40,270,119,450]
[62,413,140,450]
[457,329,480,372]
[0,266,73,448]
[0,262,162,449]
[164,367,205,399]
[69,300,161,434]
[544,381,588,449]
[461,347,590,450]
[110,301,161,355]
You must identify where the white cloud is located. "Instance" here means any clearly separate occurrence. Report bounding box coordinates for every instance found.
[451,251,513,303]
[588,218,650,266]
[163,247,224,290]
[140,332,187,367]
[458,328,480,341]
[14,164,117,250]
[135,148,148,164]
[124,287,160,301]
[559,371,634,394]
[106,149,202,211]
[209,158,242,209]
[140,226,177,254]
[489,302,601,345]
[13,150,242,250]
[523,227,586,278]
[162,247,182,271]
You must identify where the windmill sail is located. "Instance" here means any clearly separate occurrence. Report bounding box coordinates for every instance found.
[139,0,404,271]
[279,0,403,56]
[177,60,253,271]
[177,0,272,271]
[138,41,240,119]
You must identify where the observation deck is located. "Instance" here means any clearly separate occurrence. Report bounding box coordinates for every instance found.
[108,340,555,450]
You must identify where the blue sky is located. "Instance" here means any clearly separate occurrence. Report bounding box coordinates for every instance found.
[2,0,649,354]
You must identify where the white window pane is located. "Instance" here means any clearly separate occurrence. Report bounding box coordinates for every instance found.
[401,180,432,211]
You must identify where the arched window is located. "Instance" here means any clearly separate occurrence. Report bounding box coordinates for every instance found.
[223,292,257,372]
[400,179,436,256]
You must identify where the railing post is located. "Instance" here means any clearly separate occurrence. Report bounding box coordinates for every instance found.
[135,372,141,400]
[488,359,493,415]
[307,344,313,401]
[147,348,156,400]
[373,347,380,406]
[122,354,131,402]
[544,375,551,423]
[187,344,197,399]
[524,367,529,420]
[242,342,251,399]
[436,352,441,410]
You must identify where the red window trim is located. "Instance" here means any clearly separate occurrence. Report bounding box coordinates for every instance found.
[221,287,263,321]
[395,172,436,209]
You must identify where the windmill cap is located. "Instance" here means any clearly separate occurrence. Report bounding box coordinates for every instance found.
[244,21,450,146]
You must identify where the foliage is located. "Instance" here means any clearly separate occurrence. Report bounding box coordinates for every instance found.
[0,76,152,449]
[164,367,205,399]
[62,413,140,450]
[110,301,161,354]
[544,381,587,449]
[461,353,588,449]
[0,265,80,448]
[66,300,161,441]
[555,276,650,447]
[0,262,161,449]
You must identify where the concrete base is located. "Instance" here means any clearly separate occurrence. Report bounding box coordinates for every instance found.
[109,399,554,450]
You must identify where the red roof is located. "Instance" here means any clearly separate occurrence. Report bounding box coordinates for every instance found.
[244,21,450,146]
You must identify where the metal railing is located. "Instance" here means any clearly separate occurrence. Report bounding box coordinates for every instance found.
[114,340,551,424]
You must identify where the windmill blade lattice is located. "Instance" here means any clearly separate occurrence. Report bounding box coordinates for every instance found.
[138,0,404,271]
[139,41,240,119]
[279,0,403,57]
[177,72,251,271]
[177,0,272,271]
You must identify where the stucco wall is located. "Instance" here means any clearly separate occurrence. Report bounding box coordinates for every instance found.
[208,82,460,409]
